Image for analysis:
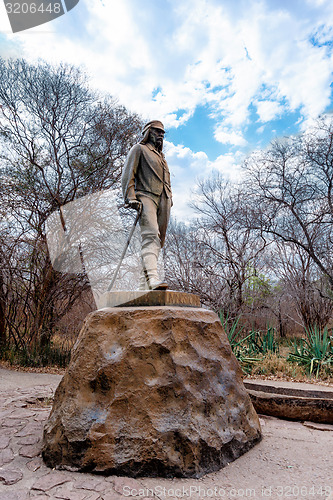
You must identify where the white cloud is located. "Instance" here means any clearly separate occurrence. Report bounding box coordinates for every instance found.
[238,3,333,119]
[164,140,208,219]
[214,127,248,147]
[256,125,266,134]
[2,0,333,132]
[255,100,284,122]
[210,152,244,181]
[165,140,244,219]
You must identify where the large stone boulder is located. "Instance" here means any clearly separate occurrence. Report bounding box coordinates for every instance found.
[43,306,261,478]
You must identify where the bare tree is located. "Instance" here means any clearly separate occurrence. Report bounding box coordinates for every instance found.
[269,241,333,330]
[191,175,269,317]
[0,58,142,212]
[0,58,143,351]
[245,118,333,290]
[0,236,7,348]
[164,219,228,309]
[165,119,333,333]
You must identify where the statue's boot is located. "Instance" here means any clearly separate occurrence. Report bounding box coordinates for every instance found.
[141,253,168,290]
[138,270,149,291]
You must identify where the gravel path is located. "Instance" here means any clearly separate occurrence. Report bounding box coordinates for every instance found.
[0,367,332,500]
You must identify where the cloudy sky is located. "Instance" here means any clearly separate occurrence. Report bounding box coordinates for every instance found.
[1,0,333,218]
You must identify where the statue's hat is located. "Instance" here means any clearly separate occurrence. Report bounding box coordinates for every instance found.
[142,120,165,135]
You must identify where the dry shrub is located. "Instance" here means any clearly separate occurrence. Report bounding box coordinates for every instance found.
[245,353,333,384]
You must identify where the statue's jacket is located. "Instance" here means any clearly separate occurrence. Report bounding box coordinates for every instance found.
[122,143,172,203]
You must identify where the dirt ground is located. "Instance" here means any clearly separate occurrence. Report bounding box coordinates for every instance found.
[0,367,332,500]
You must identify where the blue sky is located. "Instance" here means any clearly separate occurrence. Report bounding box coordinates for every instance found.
[1,0,333,219]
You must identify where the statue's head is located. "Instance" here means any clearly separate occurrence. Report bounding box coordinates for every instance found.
[141,120,165,151]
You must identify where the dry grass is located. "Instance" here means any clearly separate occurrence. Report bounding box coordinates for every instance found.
[244,353,333,385]
[0,360,65,375]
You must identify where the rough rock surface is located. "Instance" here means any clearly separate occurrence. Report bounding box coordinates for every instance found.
[42,306,261,478]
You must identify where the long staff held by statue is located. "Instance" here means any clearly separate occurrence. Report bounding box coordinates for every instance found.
[107,203,142,292]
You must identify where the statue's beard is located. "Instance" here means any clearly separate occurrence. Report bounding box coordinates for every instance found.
[156,138,163,151]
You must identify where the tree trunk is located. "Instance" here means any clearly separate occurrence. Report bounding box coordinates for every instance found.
[0,271,6,348]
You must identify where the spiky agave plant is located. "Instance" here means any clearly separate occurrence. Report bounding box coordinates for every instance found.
[246,327,279,356]
[219,311,260,373]
[288,326,333,378]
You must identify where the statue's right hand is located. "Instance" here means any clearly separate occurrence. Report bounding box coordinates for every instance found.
[126,200,143,212]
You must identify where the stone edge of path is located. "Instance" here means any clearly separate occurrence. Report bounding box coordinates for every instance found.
[244,379,333,424]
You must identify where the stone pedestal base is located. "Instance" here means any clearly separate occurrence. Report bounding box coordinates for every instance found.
[97,290,201,308]
[42,306,261,478]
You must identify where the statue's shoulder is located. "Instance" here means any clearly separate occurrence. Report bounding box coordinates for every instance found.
[130,143,143,153]
[126,143,143,162]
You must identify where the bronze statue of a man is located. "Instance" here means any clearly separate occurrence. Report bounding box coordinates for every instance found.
[122,120,172,290]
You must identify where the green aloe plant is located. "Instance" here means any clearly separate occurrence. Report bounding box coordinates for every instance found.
[219,311,243,349]
[288,326,333,378]
[247,327,279,355]
[219,311,260,372]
